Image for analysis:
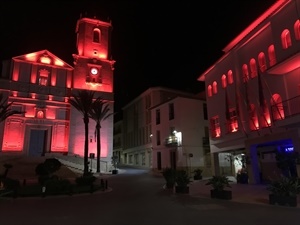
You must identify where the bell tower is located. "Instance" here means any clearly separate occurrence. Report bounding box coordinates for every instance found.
[72,15,115,92]
[69,15,115,159]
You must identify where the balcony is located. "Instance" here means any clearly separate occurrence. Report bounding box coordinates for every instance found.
[165,135,178,147]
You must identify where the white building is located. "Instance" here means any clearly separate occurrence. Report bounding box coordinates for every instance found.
[121,86,209,171]
[150,93,212,176]
[198,0,300,184]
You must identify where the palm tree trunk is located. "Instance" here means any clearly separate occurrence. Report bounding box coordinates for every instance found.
[96,123,101,173]
[84,115,89,175]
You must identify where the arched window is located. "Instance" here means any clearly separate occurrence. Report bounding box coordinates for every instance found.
[260,102,271,128]
[258,52,267,72]
[249,58,257,78]
[242,64,249,83]
[227,70,234,84]
[212,81,218,94]
[207,85,212,97]
[221,74,227,88]
[37,110,44,119]
[294,20,300,40]
[249,104,259,131]
[271,94,285,121]
[210,116,220,138]
[281,29,292,49]
[93,28,101,43]
[268,45,276,66]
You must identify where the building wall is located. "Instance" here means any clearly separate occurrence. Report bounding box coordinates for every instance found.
[198,0,300,183]
[0,16,115,170]
[151,96,211,176]
[121,87,203,169]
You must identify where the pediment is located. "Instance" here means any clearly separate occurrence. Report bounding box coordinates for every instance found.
[12,50,73,70]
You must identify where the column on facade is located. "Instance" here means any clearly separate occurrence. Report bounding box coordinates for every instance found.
[246,144,261,184]
[211,152,220,176]
[292,133,300,178]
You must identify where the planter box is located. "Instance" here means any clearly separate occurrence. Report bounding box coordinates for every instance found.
[165,182,174,189]
[175,186,189,194]
[210,189,232,200]
[269,194,297,207]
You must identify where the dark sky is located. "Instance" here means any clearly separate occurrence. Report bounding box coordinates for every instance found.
[0,1,276,115]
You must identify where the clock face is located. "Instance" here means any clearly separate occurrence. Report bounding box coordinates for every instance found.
[90,68,98,75]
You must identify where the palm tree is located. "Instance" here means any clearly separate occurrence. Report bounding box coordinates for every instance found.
[0,93,25,123]
[69,90,95,175]
[89,97,114,173]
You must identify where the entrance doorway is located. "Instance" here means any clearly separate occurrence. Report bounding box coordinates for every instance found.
[28,129,47,156]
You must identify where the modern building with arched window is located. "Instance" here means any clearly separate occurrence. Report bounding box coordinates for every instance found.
[198,0,300,184]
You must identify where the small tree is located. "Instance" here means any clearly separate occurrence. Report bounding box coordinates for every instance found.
[89,97,114,173]
[69,90,95,176]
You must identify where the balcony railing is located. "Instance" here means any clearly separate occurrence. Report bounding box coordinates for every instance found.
[271,95,300,121]
[165,135,178,147]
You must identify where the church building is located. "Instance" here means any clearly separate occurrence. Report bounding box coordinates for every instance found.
[0,15,115,170]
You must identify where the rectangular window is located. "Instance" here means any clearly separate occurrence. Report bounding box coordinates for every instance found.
[203,103,208,120]
[210,116,220,138]
[169,103,174,120]
[156,109,160,125]
[156,130,161,146]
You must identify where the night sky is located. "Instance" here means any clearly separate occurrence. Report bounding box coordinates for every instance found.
[0,1,276,116]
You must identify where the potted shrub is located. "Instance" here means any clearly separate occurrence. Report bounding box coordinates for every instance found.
[206,175,232,200]
[267,176,300,207]
[193,168,203,180]
[162,167,176,189]
[175,169,191,194]
[111,156,118,174]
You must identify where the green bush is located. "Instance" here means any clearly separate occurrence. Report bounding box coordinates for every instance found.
[44,178,72,195]
[35,158,62,185]
[175,169,191,187]
[2,177,20,190]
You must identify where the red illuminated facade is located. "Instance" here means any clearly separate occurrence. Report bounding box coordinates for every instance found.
[198,0,300,184]
[0,16,115,166]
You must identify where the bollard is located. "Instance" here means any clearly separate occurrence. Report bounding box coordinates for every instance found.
[105,180,108,190]
[42,186,46,198]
